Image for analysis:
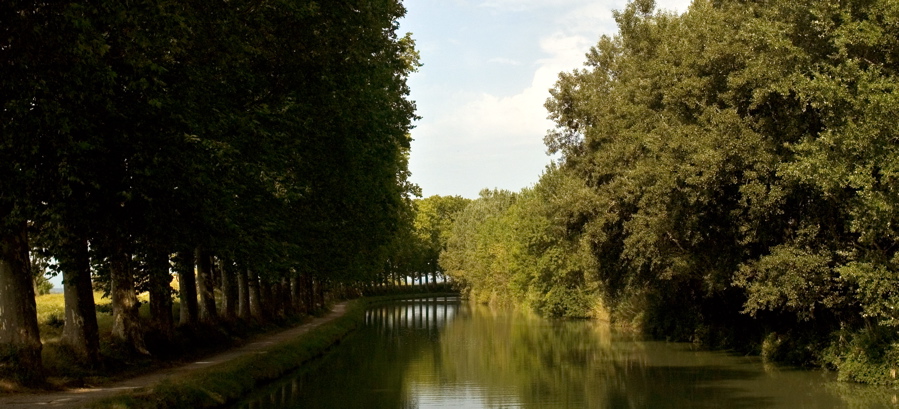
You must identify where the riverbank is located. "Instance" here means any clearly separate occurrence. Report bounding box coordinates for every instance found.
[1,292,457,409]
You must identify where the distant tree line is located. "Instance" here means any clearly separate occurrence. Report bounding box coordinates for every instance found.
[1,0,418,385]
[441,0,899,384]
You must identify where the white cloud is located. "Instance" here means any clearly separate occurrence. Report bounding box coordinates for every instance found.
[488,57,522,66]
[425,32,594,144]
[477,0,585,12]
[557,1,622,36]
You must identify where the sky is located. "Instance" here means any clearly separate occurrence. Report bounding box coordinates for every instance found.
[399,0,692,199]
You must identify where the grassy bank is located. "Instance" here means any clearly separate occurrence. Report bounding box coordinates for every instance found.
[88,293,458,409]
[33,291,287,389]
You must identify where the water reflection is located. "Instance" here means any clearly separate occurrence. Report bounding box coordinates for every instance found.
[229,298,897,409]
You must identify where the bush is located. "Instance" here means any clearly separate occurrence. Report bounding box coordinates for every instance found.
[824,326,899,386]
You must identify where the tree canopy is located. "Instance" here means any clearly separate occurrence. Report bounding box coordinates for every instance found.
[1,0,418,384]
[440,0,899,384]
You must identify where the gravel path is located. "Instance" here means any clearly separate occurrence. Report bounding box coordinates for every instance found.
[0,302,348,408]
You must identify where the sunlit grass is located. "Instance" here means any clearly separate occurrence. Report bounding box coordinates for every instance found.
[35,290,179,385]
[36,280,173,337]
[36,292,115,342]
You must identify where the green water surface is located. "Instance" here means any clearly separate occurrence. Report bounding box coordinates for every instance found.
[230,297,897,409]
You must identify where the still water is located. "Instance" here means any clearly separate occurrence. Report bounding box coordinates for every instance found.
[230,297,898,409]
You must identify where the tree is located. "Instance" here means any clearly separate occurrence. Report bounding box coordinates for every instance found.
[441,190,517,303]
[414,195,471,286]
[0,219,43,384]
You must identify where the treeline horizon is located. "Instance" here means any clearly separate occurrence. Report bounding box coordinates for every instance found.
[1,0,419,386]
[438,0,899,385]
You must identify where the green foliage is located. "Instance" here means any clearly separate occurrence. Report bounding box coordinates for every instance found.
[33,273,53,296]
[824,326,899,386]
[440,169,601,318]
[3,0,419,283]
[2,0,420,383]
[735,245,840,321]
[441,189,519,304]
[537,0,899,349]
[413,195,471,278]
[30,253,53,295]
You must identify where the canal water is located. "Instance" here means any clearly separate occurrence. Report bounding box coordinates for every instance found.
[230,297,898,408]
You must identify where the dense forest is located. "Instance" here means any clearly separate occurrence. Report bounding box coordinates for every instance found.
[440,0,899,385]
[1,0,422,385]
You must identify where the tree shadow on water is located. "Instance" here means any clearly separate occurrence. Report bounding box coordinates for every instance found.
[600,365,774,409]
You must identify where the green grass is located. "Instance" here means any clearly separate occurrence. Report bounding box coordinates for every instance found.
[36,292,115,341]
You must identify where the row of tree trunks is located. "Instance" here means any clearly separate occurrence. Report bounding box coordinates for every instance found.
[156,256,327,327]
[2,223,328,386]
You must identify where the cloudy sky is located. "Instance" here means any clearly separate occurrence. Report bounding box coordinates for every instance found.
[399,0,692,198]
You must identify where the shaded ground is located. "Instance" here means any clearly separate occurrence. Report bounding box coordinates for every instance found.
[0,302,348,408]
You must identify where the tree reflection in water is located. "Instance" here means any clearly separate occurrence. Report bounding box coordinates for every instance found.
[230,298,894,409]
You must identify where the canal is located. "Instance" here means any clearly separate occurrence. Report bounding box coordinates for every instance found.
[230,297,897,408]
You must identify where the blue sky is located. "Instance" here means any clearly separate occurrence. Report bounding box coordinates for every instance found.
[399,0,692,198]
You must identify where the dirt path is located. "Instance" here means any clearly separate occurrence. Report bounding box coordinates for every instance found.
[0,302,349,408]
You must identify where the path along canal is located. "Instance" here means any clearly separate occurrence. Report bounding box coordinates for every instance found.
[229,297,897,408]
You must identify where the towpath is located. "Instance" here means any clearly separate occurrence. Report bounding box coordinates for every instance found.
[0,302,348,408]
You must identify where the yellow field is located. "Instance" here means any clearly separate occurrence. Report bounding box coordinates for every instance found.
[35,291,156,343]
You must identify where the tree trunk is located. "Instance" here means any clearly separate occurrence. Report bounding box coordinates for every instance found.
[147,248,174,341]
[59,234,100,367]
[220,259,237,320]
[248,270,263,319]
[279,277,290,317]
[314,279,325,309]
[195,246,217,323]
[259,278,273,318]
[289,272,301,315]
[175,250,198,326]
[237,267,250,320]
[303,273,315,312]
[269,278,281,317]
[109,245,148,355]
[0,220,44,385]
